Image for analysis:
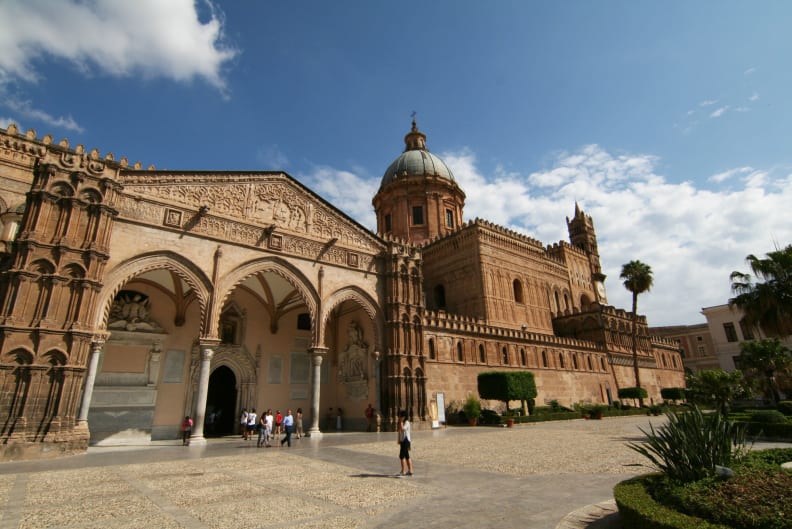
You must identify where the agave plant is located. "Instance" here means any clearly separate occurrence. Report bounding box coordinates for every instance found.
[628,405,748,483]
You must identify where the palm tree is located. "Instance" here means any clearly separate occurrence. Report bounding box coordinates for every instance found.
[620,260,654,406]
[730,245,792,337]
[736,338,792,405]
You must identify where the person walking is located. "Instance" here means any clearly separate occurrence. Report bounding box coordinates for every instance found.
[295,408,304,439]
[365,403,375,432]
[280,409,294,447]
[246,408,257,442]
[263,409,274,447]
[181,415,193,446]
[275,410,283,436]
[257,413,267,447]
[397,410,413,476]
[240,408,249,440]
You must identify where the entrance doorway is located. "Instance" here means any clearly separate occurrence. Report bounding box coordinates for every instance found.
[206,366,237,437]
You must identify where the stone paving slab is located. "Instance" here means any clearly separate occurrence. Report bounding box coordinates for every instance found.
[1,417,789,529]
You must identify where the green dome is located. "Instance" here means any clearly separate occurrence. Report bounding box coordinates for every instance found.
[380,120,455,187]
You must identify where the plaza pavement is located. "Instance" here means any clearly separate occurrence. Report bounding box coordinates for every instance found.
[1,416,789,529]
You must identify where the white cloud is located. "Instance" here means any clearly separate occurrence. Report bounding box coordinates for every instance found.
[748,92,759,102]
[256,144,289,170]
[301,145,792,327]
[709,105,730,118]
[0,0,237,92]
[744,67,756,75]
[298,166,378,229]
[4,97,83,132]
[708,166,753,184]
[0,117,17,128]
[699,99,718,107]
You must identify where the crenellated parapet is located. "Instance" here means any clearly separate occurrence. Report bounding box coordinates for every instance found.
[423,307,603,351]
[0,123,154,175]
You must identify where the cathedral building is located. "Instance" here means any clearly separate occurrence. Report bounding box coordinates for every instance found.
[0,121,684,460]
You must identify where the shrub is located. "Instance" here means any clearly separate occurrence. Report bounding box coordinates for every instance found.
[462,395,481,420]
[627,406,747,483]
[662,387,687,401]
[749,409,788,424]
[648,404,665,416]
[478,371,537,412]
[614,474,730,529]
[619,387,649,400]
[777,400,792,416]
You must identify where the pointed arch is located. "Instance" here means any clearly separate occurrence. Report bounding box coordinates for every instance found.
[91,251,212,333]
[214,257,318,342]
[322,285,383,351]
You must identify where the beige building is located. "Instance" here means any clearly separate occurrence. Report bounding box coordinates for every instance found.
[651,323,719,373]
[0,121,684,460]
[701,303,792,372]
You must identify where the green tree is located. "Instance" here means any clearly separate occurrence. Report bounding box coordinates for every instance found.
[478,371,537,414]
[620,260,654,406]
[730,244,792,337]
[736,338,792,405]
[685,369,749,415]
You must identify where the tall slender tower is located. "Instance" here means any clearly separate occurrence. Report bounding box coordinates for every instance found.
[566,202,607,302]
[372,121,465,244]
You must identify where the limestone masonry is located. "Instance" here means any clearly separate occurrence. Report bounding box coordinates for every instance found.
[0,121,684,460]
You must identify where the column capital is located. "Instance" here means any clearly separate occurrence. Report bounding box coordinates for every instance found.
[309,346,329,355]
[91,332,110,350]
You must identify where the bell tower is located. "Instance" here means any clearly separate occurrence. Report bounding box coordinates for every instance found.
[373,121,465,245]
[567,203,607,301]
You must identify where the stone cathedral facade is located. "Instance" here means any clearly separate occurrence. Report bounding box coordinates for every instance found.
[0,121,684,460]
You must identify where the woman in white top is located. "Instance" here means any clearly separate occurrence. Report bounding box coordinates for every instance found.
[397,410,413,476]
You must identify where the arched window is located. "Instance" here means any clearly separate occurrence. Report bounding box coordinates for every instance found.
[513,279,524,303]
[478,344,486,363]
[457,342,464,362]
[672,356,678,368]
[600,357,607,371]
[542,350,548,368]
[502,347,508,364]
[559,353,565,369]
[520,348,526,366]
[563,293,569,311]
[572,354,578,370]
[587,356,593,371]
[428,338,435,360]
[554,291,560,312]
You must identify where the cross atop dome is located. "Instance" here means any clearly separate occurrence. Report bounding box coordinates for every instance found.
[404,118,427,151]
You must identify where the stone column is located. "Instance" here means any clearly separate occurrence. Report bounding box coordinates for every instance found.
[77,336,106,422]
[190,342,216,445]
[308,347,327,436]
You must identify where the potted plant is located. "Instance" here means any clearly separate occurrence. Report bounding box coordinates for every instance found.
[463,395,481,426]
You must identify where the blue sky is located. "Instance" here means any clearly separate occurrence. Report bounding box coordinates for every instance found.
[1,0,791,326]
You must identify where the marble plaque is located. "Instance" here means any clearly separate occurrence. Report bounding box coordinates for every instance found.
[162,350,185,383]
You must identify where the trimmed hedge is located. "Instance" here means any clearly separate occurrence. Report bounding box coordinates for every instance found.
[619,387,649,400]
[743,421,792,439]
[614,474,731,529]
[777,400,792,416]
[662,387,686,401]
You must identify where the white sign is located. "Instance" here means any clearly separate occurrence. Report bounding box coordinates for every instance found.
[436,392,446,423]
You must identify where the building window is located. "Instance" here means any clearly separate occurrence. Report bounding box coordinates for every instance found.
[428,338,435,360]
[479,344,486,363]
[559,353,565,369]
[572,354,579,370]
[542,350,548,367]
[600,357,606,371]
[513,279,524,303]
[457,342,464,362]
[445,208,454,228]
[520,348,526,366]
[502,347,508,364]
[434,284,446,309]
[412,205,424,225]
[723,322,738,343]
[587,356,593,371]
[696,335,703,342]
[697,345,706,356]
[297,313,311,330]
[739,319,754,340]
[384,214,392,232]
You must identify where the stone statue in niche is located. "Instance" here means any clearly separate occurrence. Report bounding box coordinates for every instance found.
[339,321,368,381]
[108,291,164,332]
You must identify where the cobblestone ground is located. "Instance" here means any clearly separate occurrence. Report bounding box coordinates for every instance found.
[0,416,667,529]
